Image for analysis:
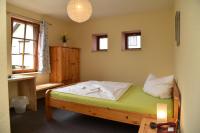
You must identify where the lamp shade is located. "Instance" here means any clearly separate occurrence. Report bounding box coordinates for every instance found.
[67,0,93,23]
[157,103,167,123]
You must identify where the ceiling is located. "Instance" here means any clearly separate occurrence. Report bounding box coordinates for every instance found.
[7,0,173,20]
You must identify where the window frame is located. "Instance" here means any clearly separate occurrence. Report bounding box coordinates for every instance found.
[96,35,108,51]
[124,32,141,50]
[11,17,40,74]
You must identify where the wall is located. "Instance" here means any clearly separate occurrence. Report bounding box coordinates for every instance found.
[0,0,11,132]
[7,3,69,85]
[174,0,200,132]
[68,10,174,85]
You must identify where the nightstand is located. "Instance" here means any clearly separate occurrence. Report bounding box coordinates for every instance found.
[139,118,157,133]
[138,118,176,133]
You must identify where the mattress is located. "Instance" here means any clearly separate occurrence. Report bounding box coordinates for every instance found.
[50,85,173,117]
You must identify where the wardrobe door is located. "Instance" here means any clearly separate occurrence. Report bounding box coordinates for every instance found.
[62,48,71,84]
[69,48,80,83]
[50,47,62,82]
[73,48,80,83]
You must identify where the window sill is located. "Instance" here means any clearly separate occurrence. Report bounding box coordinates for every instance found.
[12,71,42,75]
[122,48,142,51]
[19,72,41,75]
[92,50,108,52]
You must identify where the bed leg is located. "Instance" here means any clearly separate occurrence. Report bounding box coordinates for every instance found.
[45,89,53,120]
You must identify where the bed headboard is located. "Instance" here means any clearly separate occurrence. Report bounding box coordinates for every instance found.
[172,81,181,121]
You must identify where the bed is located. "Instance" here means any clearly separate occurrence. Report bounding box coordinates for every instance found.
[45,82,180,125]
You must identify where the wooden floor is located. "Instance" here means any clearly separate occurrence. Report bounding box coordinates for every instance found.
[10,99,139,133]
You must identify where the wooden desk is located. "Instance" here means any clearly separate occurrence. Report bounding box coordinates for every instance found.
[8,74,37,111]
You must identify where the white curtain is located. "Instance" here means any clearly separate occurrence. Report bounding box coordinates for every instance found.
[38,20,51,73]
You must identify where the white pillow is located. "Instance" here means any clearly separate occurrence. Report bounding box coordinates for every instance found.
[145,74,157,82]
[143,74,174,99]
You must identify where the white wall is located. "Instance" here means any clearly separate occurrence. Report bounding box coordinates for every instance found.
[174,0,200,132]
[0,0,11,132]
[68,10,174,85]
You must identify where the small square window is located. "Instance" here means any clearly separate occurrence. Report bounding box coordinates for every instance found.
[97,35,108,51]
[122,32,142,50]
[92,34,108,51]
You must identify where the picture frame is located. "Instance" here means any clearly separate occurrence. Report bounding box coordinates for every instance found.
[175,11,180,46]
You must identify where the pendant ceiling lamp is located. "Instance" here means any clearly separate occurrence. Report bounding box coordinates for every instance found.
[66,0,93,23]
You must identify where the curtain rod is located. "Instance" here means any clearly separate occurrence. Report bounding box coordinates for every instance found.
[7,11,52,26]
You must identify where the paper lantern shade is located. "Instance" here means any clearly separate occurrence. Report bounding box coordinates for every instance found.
[67,0,93,23]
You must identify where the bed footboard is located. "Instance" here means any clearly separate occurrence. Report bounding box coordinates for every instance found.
[46,96,156,125]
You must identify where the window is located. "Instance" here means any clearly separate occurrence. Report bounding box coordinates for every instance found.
[97,35,108,51]
[123,32,141,50]
[11,18,39,73]
[92,34,108,51]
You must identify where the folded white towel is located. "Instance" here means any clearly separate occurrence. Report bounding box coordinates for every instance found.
[53,81,132,101]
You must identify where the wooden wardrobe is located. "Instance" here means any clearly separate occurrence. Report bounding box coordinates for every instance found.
[50,46,80,84]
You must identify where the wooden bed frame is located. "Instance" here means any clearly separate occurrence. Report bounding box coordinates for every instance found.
[45,82,180,125]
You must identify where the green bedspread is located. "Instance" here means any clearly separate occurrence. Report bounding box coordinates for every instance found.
[51,85,173,117]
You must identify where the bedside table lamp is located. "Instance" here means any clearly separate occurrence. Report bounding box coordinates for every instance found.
[157,103,167,123]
